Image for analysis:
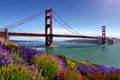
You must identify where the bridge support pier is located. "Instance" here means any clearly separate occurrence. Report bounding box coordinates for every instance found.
[0,31,2,37]
[0,30,4,38]
[5,28,9,40]
[111,38,114,44]
[45,8,53,47]
[102,26,106,45]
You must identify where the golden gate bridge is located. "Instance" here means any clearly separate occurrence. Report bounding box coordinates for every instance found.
[0,8,109,47]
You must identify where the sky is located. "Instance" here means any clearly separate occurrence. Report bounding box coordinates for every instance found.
[0,0,120,40]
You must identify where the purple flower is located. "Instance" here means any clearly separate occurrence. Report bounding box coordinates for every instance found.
[39,77,44,80]
[58,57,66,68]
[28,65,38,71]
[77,65,120,75]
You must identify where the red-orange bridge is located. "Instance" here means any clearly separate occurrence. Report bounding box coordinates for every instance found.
[0,9,106,47]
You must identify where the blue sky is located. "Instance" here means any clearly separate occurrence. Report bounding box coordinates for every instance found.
[0,0,120,40]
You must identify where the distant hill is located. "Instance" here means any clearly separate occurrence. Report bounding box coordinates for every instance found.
[111,38,120,44]
[63,39,98,44]
[63,38,120,44]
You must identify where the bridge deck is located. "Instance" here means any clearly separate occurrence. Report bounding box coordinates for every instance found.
[1,32,101,39]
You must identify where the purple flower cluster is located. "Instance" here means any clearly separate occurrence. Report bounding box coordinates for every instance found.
[17,46,43,63]
[57,56,66,68]
[0,43,12,66]
[0,43,7,51]
[0,42,44,65]
[0,55,10,66]
[77,65,120,75]
[0,42,68,80]
[6,45,43,64]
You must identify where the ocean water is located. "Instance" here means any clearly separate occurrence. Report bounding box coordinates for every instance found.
[15,41,120,68]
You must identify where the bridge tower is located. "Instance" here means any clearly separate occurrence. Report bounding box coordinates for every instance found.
[45,8,53,47]
[102,26,106,45]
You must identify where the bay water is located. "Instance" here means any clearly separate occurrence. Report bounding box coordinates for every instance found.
[15,41,120,68]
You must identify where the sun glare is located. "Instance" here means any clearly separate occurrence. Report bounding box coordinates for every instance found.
[106,0,120,4]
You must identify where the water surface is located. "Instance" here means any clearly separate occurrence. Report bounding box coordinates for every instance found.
[15,41,120,68]
[37,44,120,68]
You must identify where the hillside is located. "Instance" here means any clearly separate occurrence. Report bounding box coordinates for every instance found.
[63,39,98,44]
[0,37,17,46]
[63,38,120,44]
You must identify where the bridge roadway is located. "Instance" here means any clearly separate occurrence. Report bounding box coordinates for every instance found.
[1,32,102,39]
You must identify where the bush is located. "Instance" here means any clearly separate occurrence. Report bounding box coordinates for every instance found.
[5,45,43,64]
[58,55,84,69]
[0,48,12,66]
[0,64,42,80]
[56,67,82,80]
[6,44,17,49]
[77,65,120,80]
[31,54,64,80]
[11,52,26,64]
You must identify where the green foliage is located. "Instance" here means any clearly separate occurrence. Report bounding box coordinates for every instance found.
[11,52,26,64]
[58,55,85,69]
[0,64,42,80]
[31,54,63,80]
[6,44,17,49]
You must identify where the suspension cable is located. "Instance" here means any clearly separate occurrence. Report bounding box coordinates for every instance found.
[86,28,100,36]
[53,10,81,35]
[53,16,77,34]
[0,10,45,31]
